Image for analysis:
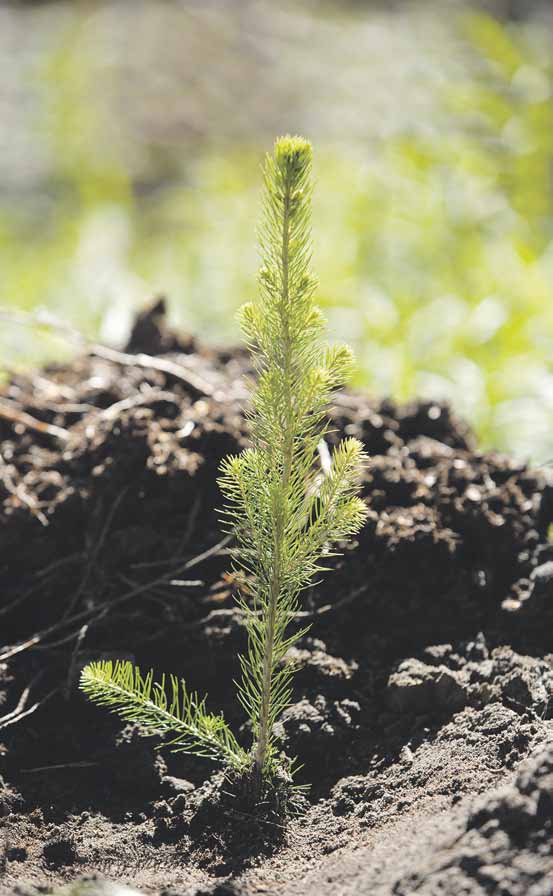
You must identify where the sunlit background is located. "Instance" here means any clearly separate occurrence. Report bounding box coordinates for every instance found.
[1,0,553,459]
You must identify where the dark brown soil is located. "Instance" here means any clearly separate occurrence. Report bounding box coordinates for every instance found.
[1,302,553,895]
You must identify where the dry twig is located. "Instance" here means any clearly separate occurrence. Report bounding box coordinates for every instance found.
[0,685,57,731]
[0,536,232,662]
[0,397,70,444]
[88,344,214,399]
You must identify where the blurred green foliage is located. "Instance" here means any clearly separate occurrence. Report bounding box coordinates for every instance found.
[1,11,553,459]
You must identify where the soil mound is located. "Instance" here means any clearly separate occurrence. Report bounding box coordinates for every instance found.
[1,303,553,894]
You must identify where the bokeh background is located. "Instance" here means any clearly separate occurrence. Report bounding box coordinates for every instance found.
[1,0,553,459]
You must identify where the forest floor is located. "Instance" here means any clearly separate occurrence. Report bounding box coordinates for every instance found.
[1,303,553,895]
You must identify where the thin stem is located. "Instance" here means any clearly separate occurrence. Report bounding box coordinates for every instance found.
[253,167,293,781]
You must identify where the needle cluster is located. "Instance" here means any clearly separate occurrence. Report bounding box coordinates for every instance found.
[218,136,368,784]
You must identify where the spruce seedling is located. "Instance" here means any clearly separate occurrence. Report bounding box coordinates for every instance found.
[80,136,368,803]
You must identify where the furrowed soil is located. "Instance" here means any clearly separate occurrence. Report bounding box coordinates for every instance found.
[1,303,553,896]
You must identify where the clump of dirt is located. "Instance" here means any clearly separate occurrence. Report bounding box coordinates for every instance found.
[389,742,553,896]
[386,635,553,719]
[1,301,553,895]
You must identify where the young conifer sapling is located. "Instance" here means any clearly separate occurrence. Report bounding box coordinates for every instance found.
[80,136,368,805]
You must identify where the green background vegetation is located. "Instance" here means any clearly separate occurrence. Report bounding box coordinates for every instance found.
[1,2,553,460]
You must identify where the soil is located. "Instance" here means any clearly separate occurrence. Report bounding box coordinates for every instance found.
[1,301,553,895]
